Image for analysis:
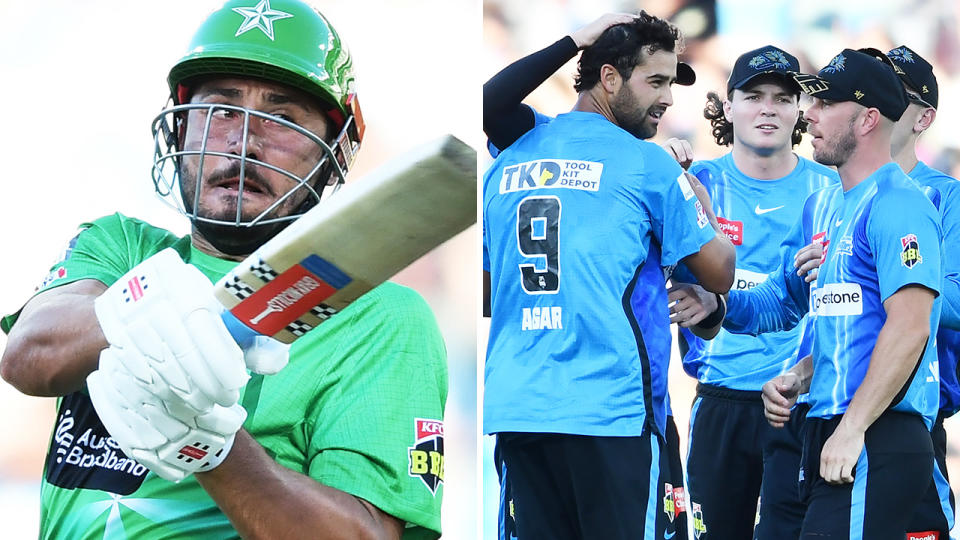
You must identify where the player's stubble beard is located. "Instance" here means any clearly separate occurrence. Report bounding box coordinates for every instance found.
[812,114,858,168]
[179,159,315,257]
[611,83,659,140]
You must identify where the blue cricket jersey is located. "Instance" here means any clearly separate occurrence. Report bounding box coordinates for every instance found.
[482,111,717,437]
[909,161,960,415]
[724,163,942,426]
[678,153,838,390]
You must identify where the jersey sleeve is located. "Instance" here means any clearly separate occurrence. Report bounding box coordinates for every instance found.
[304,284,448,538]
[724,209,811,335]
[936,183,960,329]
[643,148,716,267]
[867,189,942,302]
[1,214,182,333]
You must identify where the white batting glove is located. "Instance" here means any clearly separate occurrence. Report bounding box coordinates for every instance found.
[88,346,247,482]
[94,248,249,410]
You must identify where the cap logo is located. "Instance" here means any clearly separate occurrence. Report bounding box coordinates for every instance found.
[748,50,791,71]
[233,0,294,41]
[922,85,929,94]
[854,90,864,100]
[793,73,829,95]
[821,54,846,74]
[888,48,916,64]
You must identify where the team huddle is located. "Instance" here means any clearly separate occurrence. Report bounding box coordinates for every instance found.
[483,11,958,540]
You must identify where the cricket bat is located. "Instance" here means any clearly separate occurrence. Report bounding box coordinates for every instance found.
[216,134,476,345]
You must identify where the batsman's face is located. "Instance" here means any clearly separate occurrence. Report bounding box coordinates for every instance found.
[611,49,678,139]
[179,77,333,224]
[803,98,859,168]
[726,81,799,156]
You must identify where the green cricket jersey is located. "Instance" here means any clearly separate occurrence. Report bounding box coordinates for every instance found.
[2,213,448,539]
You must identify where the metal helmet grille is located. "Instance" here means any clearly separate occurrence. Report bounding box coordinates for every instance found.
[150,102,360,227]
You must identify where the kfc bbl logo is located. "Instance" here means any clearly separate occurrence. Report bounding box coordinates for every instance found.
[900,233,922,268]
[407,418,444,495]
[692,502,707,538]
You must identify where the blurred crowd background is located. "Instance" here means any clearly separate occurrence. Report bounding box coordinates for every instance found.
[482,0,960,538]
[0,0,478,537]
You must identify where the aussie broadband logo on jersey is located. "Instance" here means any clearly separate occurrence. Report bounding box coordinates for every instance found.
[811,283,863,316]
[500,159,602,193]
[408,418,444,495]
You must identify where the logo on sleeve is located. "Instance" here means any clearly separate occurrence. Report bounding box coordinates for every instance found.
[408,418,444,496]
[694,200,709,229]
[901,234,922,268]
[36,228,87,291]
[676,173,696,200]
[500,160,602,193]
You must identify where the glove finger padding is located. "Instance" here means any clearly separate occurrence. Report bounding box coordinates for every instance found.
[88,345,246,483]
[88,348,168,450]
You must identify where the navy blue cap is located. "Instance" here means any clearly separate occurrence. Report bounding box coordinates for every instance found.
[887,46,938,109]
[727,45,801,94]
[792,49,909,122]
[677,62,696,86]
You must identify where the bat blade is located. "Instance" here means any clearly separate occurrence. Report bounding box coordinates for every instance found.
[215,134,476,344]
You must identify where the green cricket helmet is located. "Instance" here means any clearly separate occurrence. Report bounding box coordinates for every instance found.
[151,0,365,254]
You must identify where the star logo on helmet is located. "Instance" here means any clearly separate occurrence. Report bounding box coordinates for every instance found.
[233,0,294,41]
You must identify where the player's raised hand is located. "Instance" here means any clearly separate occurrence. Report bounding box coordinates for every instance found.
[794,240,824,283]
[94,248,249,410]
[762,372,802,428]
[662,137,694,170]
[819,421,863,485]
[88,345,247,482]
[569,13,636,49]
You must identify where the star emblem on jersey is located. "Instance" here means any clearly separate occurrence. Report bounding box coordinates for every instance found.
[233,0,293,41]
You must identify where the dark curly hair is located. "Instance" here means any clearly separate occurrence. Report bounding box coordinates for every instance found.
[703,90,808,147]
[574,11,682,93]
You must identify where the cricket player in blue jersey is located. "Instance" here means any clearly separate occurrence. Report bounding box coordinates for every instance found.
[482,13,736,539]
[883,44,960,539]
[723,49,942,539]
[664,45,839,540]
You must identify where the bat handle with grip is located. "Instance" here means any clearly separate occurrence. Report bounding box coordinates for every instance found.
[219,310,290,375]
[220,309,260,349]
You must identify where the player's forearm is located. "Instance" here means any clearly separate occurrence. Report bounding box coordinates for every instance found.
[723,272,804,336]
[1,281,108,396]
[483,37,577,149]
[196,430,403,540]
[841,296,932,433]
